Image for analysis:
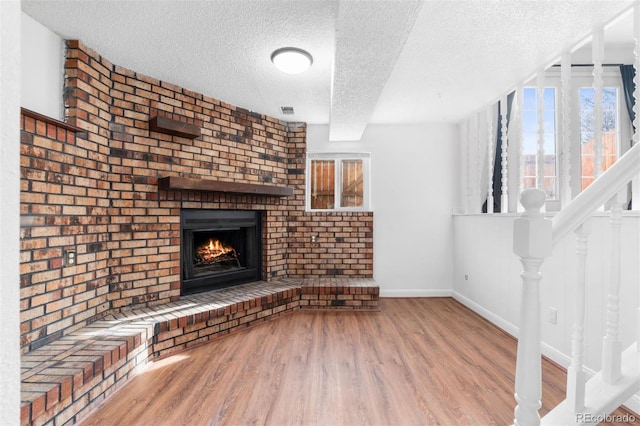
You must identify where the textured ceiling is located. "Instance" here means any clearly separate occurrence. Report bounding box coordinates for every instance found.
[22,0,637,142]
[330,0,423,141]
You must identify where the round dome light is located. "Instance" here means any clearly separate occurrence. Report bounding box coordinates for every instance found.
[271,47,313,74]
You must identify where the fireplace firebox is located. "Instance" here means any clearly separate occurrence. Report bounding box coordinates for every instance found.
[181,209,262,295]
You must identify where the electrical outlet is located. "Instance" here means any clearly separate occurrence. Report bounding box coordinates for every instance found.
[64,250,76,267]
[548,307,557,325]
[464,274,469,281]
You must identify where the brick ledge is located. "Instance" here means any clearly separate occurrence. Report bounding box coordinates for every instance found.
[21,278,379,425]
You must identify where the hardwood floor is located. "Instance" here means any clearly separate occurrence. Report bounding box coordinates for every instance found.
[80,298,638,425]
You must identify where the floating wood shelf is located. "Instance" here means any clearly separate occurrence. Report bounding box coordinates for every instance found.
[149,115,201,139]
[158,176,294,197]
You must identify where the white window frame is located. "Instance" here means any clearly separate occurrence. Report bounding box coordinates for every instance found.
[305,153,371,212]
[531,67,630,206]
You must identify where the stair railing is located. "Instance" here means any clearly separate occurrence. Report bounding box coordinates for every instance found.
[512,141,640,425]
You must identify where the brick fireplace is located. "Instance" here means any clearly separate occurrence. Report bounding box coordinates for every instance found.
[19,40,374,354]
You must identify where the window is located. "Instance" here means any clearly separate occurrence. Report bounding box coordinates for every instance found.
[520,67,629,203]
[522,87,558,199]
[306,153,370,211]
[579,86,619,190]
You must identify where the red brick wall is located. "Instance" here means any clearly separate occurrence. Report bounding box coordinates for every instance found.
[287,212,374,276]
[19,40,373,353]
[19,113,111,352]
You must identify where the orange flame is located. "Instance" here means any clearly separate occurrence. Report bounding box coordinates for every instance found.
[198,238,233,261]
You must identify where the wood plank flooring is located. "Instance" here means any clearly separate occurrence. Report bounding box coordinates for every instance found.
[79,298,638,425]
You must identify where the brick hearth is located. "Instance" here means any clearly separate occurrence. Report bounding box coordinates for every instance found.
[20,279,379,425]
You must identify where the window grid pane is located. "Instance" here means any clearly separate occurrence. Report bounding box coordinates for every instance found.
[340,160,364,208]
[310,160,335,209]
[580,87,618,190]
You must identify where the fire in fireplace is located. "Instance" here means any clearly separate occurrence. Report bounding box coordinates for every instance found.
[181,210,262,294]
[194,236,241,273]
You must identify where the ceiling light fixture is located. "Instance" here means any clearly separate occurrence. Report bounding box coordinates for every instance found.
[271,47,313,74]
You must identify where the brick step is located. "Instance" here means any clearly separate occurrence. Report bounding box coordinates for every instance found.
[300,277,380,309]
[21,278,379,425]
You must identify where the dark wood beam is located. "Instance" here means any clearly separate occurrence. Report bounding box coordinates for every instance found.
[158,176,294,197]
[149,115,201,139]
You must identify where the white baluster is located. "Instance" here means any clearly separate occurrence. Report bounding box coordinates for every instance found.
[602,191,624,383]
[560,51,572,208]
[566,220,591,413]
[487,104,495,214]
[510,88,522,213]
[467,116,475,214]
[473,111,481,213]
[477,111,483,213]
[632,3,639,210]
[513,188,552,426]
[501,95,509,212]
[536,71,546,201]
[632,4,639,347]
[517,85,525,212]
[463,119,472,213]
[592,27,604,179]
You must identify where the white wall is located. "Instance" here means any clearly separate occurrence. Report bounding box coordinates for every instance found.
[307,123,458,296]
[21,12,64,120]
[0,1,22,425]
[452,212,640,411]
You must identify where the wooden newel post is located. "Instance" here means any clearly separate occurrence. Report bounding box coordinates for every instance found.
[513,188,552,426]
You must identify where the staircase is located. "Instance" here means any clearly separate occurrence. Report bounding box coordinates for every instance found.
[512,141,640,425]
[542,342,639,425]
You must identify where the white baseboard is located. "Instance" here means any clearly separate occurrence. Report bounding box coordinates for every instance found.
[540,342,571,369]
[453,291,574,365]
[625,395,640,416]
[452,292,640,416]
[451,291,519,337]
[380,289,453,298]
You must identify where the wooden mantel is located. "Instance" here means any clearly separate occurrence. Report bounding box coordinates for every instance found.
[158,176,294,197]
